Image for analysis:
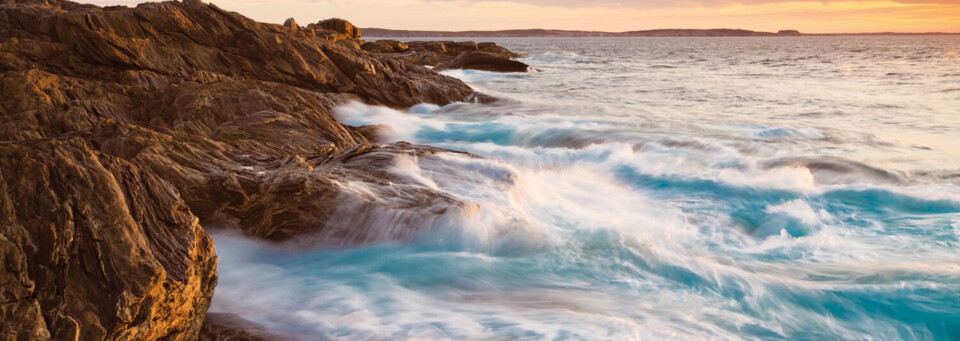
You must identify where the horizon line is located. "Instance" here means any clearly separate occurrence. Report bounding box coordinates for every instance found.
[359,27,960,36]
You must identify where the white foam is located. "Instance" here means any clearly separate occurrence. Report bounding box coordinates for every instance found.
[765,199,833,227]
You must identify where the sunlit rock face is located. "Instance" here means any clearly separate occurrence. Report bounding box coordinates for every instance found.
[0,0,501,338]
[0,0,479,238]
[0,138,218,341]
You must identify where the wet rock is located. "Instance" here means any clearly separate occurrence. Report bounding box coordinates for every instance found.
[199,313,297,341]
[436,51,532,72]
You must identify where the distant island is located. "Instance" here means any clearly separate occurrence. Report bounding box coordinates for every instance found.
[363,28,958,37]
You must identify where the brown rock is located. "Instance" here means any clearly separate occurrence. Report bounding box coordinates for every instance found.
[361,41,395,53]
[199,313,297,340]
[308,18,361,41]
[407,41,448,54]
[0,138,217,341]
[435,51,532,73]
[399,40,525,70]
[0,0,485,338]
[376,39,409,52]
[283,17,299,30]
[452,41,479,53]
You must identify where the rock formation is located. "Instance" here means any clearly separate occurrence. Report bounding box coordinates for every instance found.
[362,39,532,72]
[0,138,217,340]
[283,17,299,30]
[0,0,522,339]
[435,51,532,72]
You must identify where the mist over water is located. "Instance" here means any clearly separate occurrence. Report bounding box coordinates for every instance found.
[211,37,960,340]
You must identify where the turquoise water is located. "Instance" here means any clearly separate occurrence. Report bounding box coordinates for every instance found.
[211,37,960,340]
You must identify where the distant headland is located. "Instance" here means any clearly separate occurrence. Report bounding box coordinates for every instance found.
[363,28,959,37]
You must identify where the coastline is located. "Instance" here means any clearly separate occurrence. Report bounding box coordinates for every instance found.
[0,0,528,339]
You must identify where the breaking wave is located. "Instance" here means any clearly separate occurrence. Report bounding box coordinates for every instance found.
[210,36,960,340]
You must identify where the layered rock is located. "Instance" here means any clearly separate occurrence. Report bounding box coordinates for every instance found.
[0,0,495,339]
[0,138,217,340]
[0,0,476,236]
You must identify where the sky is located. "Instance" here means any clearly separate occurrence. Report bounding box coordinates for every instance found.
[82,0,960,33]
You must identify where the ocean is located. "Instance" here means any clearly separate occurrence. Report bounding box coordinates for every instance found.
[209,36,960,340]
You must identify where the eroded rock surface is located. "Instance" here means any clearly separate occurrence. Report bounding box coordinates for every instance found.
[0,138,217,340]
[0,0,490,339]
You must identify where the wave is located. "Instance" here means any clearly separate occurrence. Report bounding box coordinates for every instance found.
[216,36,960,339]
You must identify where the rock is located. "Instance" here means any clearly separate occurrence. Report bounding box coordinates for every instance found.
[308,18,361,41]
[376,39,409,52]
[335,38,361,50]
[407,41,448,54]
[362,40,412,54]
[0,138,217,341]
[0,0,484,338]
[199,313,297,340]
[452,41,479,53]
[477,42,500,49]
[282,17,299,30]
[435,51,532,72]
[398,40,526,70]
[361,41,394,53]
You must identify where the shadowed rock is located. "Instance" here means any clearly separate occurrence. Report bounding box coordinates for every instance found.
[199,313,299,341]
[391,40,529,72]
[436,51,532,72]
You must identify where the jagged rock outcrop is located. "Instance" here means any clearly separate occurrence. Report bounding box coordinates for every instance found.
[0,0,492,339]
[0,0,476,235]
[0,138,217,340]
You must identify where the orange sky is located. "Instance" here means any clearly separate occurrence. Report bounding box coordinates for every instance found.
[84,0,960,33]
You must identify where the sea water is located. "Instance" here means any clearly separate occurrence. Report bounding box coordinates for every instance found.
[209,36,960,340]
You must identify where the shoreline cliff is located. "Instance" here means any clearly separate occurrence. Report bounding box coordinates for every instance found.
[0,0,527,339]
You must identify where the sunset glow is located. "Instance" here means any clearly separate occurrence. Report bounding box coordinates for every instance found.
[84,0,960,33]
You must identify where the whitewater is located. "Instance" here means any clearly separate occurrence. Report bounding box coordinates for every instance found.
[209,36,960,340]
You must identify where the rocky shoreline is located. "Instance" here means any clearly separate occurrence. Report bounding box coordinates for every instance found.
[0,0,529,339]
